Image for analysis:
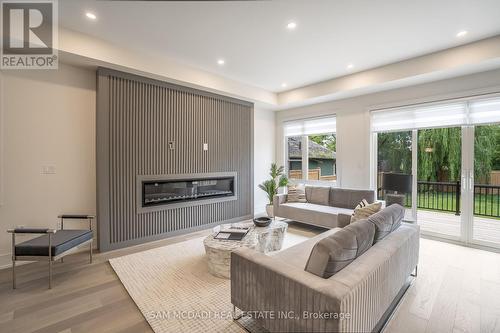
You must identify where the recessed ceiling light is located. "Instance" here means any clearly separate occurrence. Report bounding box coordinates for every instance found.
[281,83,287,88]
[286,22,297,30]
[217,59,225,65]
[456,30,468,38]
[85,12,97,20]
[347,63,354,69]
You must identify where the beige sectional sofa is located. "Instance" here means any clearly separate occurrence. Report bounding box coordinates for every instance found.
[231,204,419,332]
[273,186,376,228]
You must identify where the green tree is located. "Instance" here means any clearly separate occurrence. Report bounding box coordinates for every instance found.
[378,126,500,184]
[309,134,336,152]
[377,132,412,174]
[417,128,461,182]
[492,126,500,170]
[474,125,500,183]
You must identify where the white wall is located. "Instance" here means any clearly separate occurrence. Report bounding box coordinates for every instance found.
[253,108,276,215]
[0,64,96,268]
[276,68,500,190]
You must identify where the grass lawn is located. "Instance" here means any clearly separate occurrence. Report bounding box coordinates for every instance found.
[403,192,500,218]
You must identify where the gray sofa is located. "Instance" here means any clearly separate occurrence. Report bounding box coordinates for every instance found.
[273,186,375,228]
[231,204,419,332]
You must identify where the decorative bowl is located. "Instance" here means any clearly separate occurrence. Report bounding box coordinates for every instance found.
[253,216,272,227]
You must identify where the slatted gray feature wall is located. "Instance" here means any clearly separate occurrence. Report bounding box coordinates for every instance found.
[96,68,254,251]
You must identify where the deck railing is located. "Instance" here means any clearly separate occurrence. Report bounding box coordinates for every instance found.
[474,184,500,218]
[378,181,500,218]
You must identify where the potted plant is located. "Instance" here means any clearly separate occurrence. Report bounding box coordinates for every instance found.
[258,163,289,217]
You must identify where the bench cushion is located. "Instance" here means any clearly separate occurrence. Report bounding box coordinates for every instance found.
[15,230,93,257]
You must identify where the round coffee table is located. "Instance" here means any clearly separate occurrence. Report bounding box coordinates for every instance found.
[203,220,288,279]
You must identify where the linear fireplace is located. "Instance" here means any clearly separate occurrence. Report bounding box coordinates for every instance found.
[137,172,237,213]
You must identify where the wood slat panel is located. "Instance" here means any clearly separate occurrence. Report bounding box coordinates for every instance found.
[97,68,254,251]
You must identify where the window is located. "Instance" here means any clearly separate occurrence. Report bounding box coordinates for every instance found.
[307,134,337,181]
[284,116,337,183]
[287,136,303,180]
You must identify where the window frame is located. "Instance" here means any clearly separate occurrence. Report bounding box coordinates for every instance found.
[283,116,337,186]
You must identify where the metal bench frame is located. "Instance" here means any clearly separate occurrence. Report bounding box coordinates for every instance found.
[8,215,95,289]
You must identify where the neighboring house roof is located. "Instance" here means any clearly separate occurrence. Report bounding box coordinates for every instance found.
[288,137,336,160]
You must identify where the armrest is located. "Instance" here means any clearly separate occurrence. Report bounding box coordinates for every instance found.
[273,194,287,206]
[57,214,95,232]
[231,247,350,332]
[57,214,95,219]
[7,228,56,234]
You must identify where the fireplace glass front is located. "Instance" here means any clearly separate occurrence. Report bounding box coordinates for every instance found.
[142,176,235,207]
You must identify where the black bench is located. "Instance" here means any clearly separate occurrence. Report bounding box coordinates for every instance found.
[8,215,95,289]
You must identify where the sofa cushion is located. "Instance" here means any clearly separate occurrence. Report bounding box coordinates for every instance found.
[278,203,353,229]
[305,186,330,205]
[281,202,353,215]
[367,204,405,243]
[330,188,375,209]
[304,220,375,278]
[351,201,382,223]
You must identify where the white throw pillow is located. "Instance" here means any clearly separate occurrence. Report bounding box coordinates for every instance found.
[350,200,382,223]
[286,184,307,203]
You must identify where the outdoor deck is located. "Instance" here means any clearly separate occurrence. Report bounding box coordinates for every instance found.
[416,210,500,245]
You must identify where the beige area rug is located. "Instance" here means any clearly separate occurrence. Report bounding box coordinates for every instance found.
[109,228,311,333]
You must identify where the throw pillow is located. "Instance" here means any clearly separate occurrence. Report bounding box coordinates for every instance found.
[350,201,382,223]
[286,184,307,203]
[355,199,370,209]
[304,220,375,278]
[305,186,330,205]
[368,204,405,243]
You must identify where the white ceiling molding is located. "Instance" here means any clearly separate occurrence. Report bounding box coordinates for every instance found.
[57,29,500,112]
[57,29,277,107]
[276,36,500,109]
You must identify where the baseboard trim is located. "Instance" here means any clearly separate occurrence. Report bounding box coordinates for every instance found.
[0,253,10,270]
[0,253,33,270]
[99,215,254,252]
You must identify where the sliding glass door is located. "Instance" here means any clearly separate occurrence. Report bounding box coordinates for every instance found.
[372,95,500,249]
[471,124,500,246]
[376,131,415,221]
[416,127,463,239]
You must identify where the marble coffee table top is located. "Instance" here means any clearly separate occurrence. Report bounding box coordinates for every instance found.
[203,220,288,253]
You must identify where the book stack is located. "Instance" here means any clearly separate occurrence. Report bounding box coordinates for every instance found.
[214,226,250,241]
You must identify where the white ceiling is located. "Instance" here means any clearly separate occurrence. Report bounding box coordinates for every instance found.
[59,0,500,93]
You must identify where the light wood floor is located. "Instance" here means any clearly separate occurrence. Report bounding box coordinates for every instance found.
[0,222,499,333]
[418,210,500,245]
[384,235,500,333]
